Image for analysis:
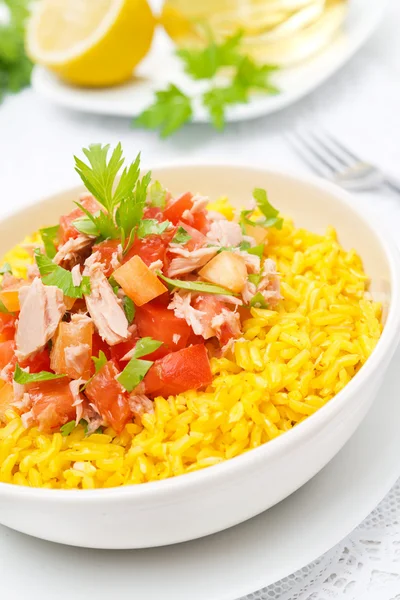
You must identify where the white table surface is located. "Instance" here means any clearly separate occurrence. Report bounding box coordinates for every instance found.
[1,2,400,599]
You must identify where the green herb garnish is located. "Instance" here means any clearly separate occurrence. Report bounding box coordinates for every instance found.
[240,188,282,232]
[122,296,135,325]
[135,32,278,137]
[92,351,108,374]
[253,188,283,229]
[39,225,60,259]
[249,292,268,308]
[136,84,193,139]
[158,272,237,296]
[117,337,163,392]
[0,0,32,103]
[149,180,167,209]
[60,420,76,437]
[14,363,66,384]
[248,273,262,287]
[0,262,12,275]
[137,219,171,238]
[247,244,265,259]
[172,226,192,245]
[34,250,91,298]
[0,299,11,314]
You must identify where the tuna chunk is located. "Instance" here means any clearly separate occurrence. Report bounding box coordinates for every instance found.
[168,292,209,337]
[128,393,154,418]
[242,258,281,307]
[64,343,91,379]
[54,235,94,267]
[207,220,244,248]
[16,278,66,361]
[167,247,217,277]
[84,256,129,346]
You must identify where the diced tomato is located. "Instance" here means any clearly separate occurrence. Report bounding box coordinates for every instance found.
[163,192,194,224]
[175,221,207,251]
[92,332,111,361]
[144,344,212,397]
[135,301,193,358]
[85,361,132,433]
[0,313,17,342]
[192,295,240,344]
[123,233,173,268]
[164,192,209,234]
[21,348,51,374]
[110,336,162,365]
[193,295,225,325]
[29,378,76,433]
[93,239,120,277]
[0,340,15,370]
[143,206,164,222]
[188,211,209,234]
[59,196,99,244]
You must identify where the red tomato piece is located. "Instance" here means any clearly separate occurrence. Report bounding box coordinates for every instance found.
[0,313,17,341]
[29,378,76,433]
[0,340,15,370]
[143,206,164,222]
[189,210,209,234]
[93,239,120,277]
[123,233,172,268]
[90,333,111,375]
[110,336,162,365]
[59,196,100,244]
[175,221,207,251]
[20,348,51,373]
[193,295,240,345]
[144,344,212,397]
[163,192,194,224]
[135,301,193,357]
[85,361,132,433]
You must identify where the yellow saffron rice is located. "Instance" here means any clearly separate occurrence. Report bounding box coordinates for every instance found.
[0,219,382,489]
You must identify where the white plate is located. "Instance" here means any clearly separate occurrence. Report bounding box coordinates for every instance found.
[32,0,388,123]
[1,344,399,600]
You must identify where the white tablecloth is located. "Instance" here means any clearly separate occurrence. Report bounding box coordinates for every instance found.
[1,2,400,598]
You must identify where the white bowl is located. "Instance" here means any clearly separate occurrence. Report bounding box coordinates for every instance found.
[0,165,399,550]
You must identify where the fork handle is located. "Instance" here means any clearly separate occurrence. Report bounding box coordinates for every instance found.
[385,175,400,195]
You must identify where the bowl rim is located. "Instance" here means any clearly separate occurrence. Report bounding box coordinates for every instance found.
[1,163,400,501]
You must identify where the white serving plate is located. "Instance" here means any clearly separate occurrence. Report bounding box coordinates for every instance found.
[1,346,400,600]
[32,0,388,122]
[0,164,399,550]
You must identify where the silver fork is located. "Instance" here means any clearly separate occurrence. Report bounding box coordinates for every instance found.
[286,127,400,194]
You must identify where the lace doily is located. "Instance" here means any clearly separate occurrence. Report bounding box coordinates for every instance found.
[242,478,400,600]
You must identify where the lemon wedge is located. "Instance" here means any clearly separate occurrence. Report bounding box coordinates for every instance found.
[26,0,156,87]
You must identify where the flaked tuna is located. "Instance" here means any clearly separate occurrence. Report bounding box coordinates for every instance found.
[128,393,154,417]
[167,247,217,278]
[207,220,244,248]
[54,235,94,267]
[84,255,129,346]
[16,277,66,361]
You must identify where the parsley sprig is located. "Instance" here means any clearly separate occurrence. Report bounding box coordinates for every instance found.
[73,143,155,246]
[240,188,283,232]
[117,337,163,392]
[135,31,278,137]
[0,0,32,103]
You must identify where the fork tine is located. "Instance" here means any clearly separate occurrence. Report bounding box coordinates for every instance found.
[285,132,331,177]
[292,129,339,173]
[306,130,352,168]
[319,130,362,164]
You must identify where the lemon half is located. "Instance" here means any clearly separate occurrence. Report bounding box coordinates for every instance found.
[27,0,156,87]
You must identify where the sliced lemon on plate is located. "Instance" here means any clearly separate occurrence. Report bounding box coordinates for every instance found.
[26,0,156,87]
